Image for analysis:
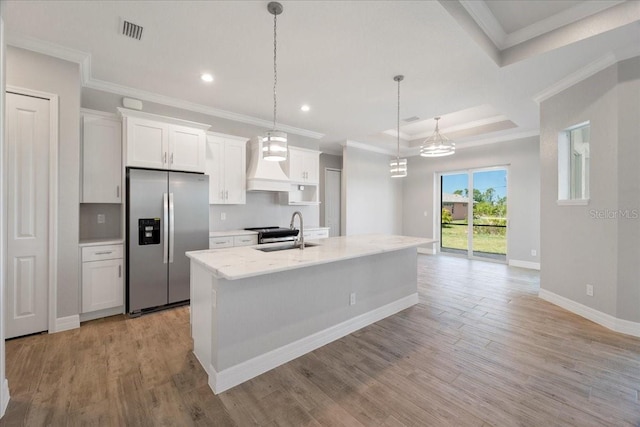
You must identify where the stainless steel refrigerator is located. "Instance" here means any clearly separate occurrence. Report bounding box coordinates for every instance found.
[126,168,209,314]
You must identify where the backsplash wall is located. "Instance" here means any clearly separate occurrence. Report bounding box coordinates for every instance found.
[210,192,319,231]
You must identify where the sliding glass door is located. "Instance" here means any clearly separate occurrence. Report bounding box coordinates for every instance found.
[440,167,508,262]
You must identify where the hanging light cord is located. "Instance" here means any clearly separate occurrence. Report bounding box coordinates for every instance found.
[272,11,278,131]
[396,76,401,161]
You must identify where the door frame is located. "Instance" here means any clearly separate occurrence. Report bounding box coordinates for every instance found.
[324,167,342,237]
[436,165,509,263]
[5,85,59,333]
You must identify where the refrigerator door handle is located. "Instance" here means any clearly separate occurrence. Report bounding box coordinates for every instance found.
[163,192,169,264]
[169,192,175,264]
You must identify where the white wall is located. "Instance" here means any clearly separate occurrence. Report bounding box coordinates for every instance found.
[403,136,540,265]
[6,47,81,319]
[0,2,9,418]
[343,144,403,235]
[540,56,640,325]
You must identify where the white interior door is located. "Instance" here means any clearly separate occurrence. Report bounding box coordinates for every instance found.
[325,168,341,237]
[6,92,50,338]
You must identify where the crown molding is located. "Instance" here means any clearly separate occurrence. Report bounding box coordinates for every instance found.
[342,140,398,156]
[533,53,617,104]
[6,33,325,140]
[459,0,506,49]
[503,0,626,49]
[460,0,627,51]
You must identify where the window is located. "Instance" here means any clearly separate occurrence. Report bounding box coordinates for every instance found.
[558,122,590,203]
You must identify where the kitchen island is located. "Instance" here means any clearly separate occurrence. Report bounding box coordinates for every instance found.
[186,234,434,394]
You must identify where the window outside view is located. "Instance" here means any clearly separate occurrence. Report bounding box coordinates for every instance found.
[441,170,507,260]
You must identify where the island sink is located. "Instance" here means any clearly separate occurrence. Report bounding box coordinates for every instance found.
[255,242,319,252]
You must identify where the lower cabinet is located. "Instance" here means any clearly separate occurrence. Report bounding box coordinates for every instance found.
[303,227,330,239]
[81,244,124,313]
[209,232,258,249]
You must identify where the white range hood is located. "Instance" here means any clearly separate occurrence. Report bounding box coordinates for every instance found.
[246,136,290,192]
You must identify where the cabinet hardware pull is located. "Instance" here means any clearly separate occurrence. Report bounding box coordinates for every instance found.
[95,251,112,255]
[170,153,174,164]
[164,152,167,164]
[216,241,226,245]
[225,190,228,200]
[116,185,120,198]
[118,265,122,278]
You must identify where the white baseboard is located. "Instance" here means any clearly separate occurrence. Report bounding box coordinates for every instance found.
[539,289,640,338]
[1,378,10,418]
[508,259,540,270]
[208,293,419,394]
[53,314,80,333]
[79,306,124,323]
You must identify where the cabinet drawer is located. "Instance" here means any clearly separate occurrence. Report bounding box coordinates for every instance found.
[234,235,258,247]
[82,244,123,262]
[209,237,233,249]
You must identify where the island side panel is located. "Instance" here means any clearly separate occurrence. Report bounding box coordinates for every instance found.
[213,247,418,372]
[190,261,213,375]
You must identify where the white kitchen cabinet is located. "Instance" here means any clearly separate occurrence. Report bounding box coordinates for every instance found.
[120,108,209,173]
[206,133,246,204]
[303,227,330,239]
[209,231,258,248]
[81,111,122,203]
[81,244,124,313]
[286,147,320,184]
[233,235,258,246]
[209,236,234,249]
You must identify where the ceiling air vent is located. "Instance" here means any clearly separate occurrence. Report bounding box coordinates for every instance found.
[403,116,420,123]
[122,19,143,40]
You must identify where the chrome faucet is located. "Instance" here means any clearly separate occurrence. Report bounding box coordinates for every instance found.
[290,211,304,250]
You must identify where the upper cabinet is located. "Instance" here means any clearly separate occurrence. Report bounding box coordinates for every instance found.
[81,110,122,203]
[206,133,247,204]
[119,108,209,173]
[286,147,320,184]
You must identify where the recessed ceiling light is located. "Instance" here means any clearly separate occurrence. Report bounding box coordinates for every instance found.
[301,104,310,112]
[201,73,214,83]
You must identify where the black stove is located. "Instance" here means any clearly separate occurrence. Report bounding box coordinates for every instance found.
[245,226,299,244]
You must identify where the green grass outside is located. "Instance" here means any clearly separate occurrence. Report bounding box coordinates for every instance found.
[441,223,507,255]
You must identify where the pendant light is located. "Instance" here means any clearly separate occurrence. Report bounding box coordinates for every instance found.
[262,2,287,161]
[390,75,407,178]
[420,117,455,157]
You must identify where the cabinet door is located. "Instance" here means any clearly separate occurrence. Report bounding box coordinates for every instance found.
[224,139,246,204]
[126,117,169,169]
[82,258,124,313]
[169,125,206,172]
[82,114,122,203]
[304,151,320,184]
[288,148,306,183]
[206,136,225,204]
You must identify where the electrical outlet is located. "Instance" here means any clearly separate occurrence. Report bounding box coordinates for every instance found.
[349,292,356,306]
[97,214,106,224]
[586,284,594,297]
[531,249,537,257]
[220,212,226,221]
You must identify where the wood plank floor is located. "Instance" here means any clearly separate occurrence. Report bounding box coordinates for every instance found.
[2,255,640,426]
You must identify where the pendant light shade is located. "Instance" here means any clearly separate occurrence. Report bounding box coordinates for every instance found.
[262,2,287,161]
[390,75,407,178]
[420,117,455,157]
[262,130,288,161]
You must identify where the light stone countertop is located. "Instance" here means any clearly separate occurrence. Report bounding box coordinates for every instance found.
[187,234,435,280]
